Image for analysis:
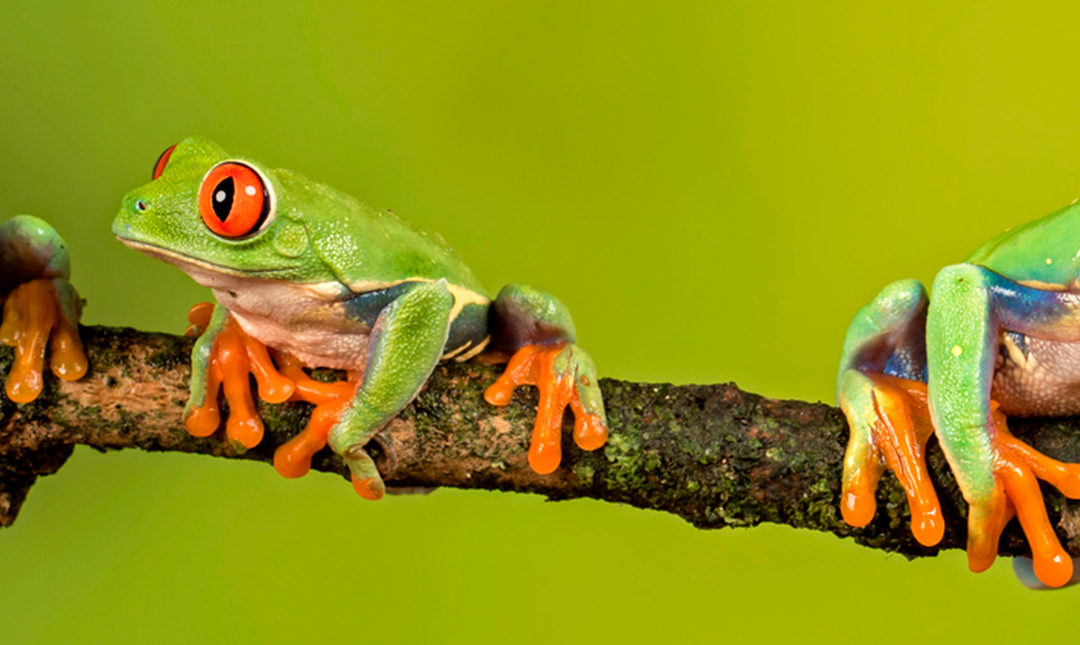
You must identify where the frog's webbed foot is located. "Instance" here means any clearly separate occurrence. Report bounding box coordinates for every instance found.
[183,304,369,489]
[485,342,607,475]
[965,405,1080,588]
[484,284,608,475]
[838,371,944,546]
[183,303,295,449]
[1,278,87,403]
[840,370,1080,587]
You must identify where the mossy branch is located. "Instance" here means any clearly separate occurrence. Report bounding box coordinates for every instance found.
[2,325,1079,560]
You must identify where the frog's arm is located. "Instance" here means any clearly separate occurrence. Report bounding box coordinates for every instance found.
[484,284,607,474]
[326,279,455,499]
[0,215,87,402]
[183,302,295,448]
[835,279,941,543]
[926,263,1080,587]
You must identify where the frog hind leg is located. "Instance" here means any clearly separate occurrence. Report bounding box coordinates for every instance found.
[483,284,607,475]
[326,280,455,500]
[927,264,1080,588]
[0,216,87,403]
[836,279,944,546]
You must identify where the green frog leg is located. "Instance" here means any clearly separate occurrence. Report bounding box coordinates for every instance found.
[484,284,607,475]
[0,215,87,403]
[927,263,1080,588]
[327,279,455,500]
[835,279,944,545]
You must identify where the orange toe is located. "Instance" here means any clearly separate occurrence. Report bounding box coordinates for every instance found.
[351,475,386,501]
[488,343,607,475]
[1,279,87,403]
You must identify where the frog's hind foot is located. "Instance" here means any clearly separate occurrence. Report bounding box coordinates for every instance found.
[838,370,943,546]
[484,284,608,475]
[965,405,1080,588]
[0,278,87,403]
[485,342,607,475]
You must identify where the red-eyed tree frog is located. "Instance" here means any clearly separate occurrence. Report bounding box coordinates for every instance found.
[0,216,87,402]
[838,200,1080,588]
[112,137,608,500]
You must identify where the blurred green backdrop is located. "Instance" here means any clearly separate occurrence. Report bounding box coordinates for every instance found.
[3,1,1079,642]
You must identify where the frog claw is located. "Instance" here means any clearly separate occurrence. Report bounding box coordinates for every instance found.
[484,342,608,475]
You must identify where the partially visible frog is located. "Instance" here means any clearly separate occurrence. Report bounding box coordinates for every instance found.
[838,200,1080,588]
[0,216,87,402]
[113,137,607,499]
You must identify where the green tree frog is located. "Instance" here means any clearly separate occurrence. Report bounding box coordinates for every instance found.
[0,216,87,402]
[112,137,607,500]
[838,200,1080,588]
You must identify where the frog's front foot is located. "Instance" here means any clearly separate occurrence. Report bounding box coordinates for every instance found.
[838,371,944,546]
[184,304,295,448]
[1,278,87,403]
[484,342,607,474]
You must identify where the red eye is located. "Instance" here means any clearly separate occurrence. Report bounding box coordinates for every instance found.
[198,162,270,238]
[152,143,177,180]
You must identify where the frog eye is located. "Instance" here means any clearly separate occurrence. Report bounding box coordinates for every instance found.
[152,143,177,180]
[197,162,272,239]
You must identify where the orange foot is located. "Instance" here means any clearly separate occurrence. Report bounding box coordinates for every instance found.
[183,306,295,449]
[484,342,607,475]
[0,279,87,403]
[840,373,943,546]
[272,353,358,480]
[182,304,379,500]
[842,373,1080,588]
[966,405,1080,588]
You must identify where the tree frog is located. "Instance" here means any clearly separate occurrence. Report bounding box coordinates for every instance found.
[838,200,1080,588]
[0,216,87,402]
[112,137,608,499]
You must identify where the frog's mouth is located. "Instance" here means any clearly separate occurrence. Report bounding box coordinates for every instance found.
[116,237,287,281]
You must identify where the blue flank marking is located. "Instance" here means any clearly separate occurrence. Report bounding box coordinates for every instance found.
[343,281,422,328]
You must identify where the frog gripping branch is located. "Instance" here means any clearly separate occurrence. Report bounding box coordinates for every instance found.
[111,137,608,500]
[0,216,87,404]
[838,202,1080,588]
[11,137,1080,590]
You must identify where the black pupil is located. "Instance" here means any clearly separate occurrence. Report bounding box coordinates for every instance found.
[212,177,234,222]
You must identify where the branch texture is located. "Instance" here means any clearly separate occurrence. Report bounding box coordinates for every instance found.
[2,325,1079,559]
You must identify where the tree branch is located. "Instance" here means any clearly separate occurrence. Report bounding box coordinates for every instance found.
[2,325,1078,559]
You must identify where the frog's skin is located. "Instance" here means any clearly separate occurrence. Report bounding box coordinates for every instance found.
[0,216,87,403]
[113,137,607,499]
[837,201,1080,588]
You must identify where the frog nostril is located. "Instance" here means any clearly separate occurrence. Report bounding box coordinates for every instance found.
[135,199,148,212]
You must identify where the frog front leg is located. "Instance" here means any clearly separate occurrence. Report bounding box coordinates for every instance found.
[183,302,295,448]
[326,280,455,500]
[836,279,943,545]
[483,284,607,474]
[927,263,1080,587]
[0,215,87,402]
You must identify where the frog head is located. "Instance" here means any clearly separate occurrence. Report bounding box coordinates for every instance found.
[113,136,329,285]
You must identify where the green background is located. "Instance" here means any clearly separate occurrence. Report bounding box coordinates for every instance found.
[2,2,1079,642]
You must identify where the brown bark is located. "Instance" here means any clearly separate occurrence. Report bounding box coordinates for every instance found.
[2,325,1079,560]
